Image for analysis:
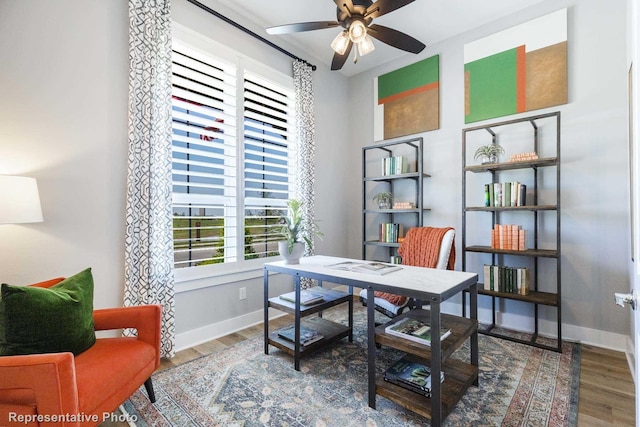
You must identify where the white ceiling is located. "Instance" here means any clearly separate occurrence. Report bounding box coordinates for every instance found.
[217,0,547,76]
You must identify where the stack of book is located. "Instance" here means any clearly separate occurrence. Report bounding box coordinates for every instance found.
[379,223,403,243]
[384,317,451,346]
[490,224,526,251]
[279,289,325,306]
[484,182,527,207]
[509,152,539,162]
[383,356,445,397]
[277,325,324,346]
[392,201,415,209]
[483,265,530,295]
[382,156,410,176]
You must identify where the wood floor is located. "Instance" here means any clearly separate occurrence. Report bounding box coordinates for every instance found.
[103,314,636,426]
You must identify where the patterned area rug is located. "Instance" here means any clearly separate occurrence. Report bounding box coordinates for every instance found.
[124,307,580,426]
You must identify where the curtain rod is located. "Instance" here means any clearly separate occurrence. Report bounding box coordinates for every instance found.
[185,0,317,71]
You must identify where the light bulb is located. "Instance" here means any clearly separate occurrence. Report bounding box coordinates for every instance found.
[349,20,367,44]
[331,31,350,55]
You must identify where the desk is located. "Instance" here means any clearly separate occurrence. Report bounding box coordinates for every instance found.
[264,255,478,426]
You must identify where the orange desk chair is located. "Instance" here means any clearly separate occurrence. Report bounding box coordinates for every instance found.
[359,226,456,318]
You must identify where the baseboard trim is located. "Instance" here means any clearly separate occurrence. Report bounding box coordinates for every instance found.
[176,291,632,355]
[175,307,286,353]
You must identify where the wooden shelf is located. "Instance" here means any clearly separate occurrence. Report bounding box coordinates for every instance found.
[465,205,557,212]
[267,317,351,358]
[467,287,558,306]
[465,157,557,173]
[464,245,558,258]
[364,240,400,248]
[375,309,477,361]
[375,358,478,421]
[363,208,431,214]
[364,172,431,181]
[268,287,351,316]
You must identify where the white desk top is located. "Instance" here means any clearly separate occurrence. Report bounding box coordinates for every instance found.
[264,255,477,301]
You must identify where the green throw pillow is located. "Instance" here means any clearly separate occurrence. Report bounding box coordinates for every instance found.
[0,268,96,356]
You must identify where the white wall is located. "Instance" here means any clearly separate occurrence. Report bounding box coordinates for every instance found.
[347,0,631,348]
[0,0,129,309]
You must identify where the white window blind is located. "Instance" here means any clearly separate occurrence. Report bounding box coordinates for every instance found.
[243,70,296,260]
[171,40,296,269]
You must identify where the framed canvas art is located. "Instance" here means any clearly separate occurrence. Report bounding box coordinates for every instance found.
[374,55,439,140]
[464,8,567,124]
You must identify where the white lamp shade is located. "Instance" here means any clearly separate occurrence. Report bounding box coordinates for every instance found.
[331,31,350,55]
[357,35,375,56]
[0,175,44,224]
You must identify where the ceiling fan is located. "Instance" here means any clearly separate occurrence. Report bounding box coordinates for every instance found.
[266,0,426,71]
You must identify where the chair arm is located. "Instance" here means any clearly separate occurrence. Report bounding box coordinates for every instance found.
[0,353,80,427]
[93,305,162,364]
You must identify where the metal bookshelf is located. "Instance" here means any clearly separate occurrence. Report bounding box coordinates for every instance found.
[461,111,562,352]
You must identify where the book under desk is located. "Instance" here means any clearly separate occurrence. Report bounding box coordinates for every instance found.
[265,284,353,371]
[374,309,479,421]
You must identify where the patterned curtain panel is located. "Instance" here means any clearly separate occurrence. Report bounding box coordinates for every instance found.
[293,60,316,289]
[125,0,175,358]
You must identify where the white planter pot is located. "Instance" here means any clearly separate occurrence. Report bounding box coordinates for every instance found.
[278,241,305,264]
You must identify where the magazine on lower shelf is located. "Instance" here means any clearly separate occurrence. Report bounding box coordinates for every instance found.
[384,317,451,345]
[325,261,402,275]
[278,289,325,306]
[383,356,445,396]
[277,324,324,346]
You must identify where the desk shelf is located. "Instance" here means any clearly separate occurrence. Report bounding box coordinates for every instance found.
[374,309,479,422]
[376,358,478,421]
[265,285,353,369]
[268,316,351,357]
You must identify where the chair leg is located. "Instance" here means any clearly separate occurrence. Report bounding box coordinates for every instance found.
[144,377,156,403]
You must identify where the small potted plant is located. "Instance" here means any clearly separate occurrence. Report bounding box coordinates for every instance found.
[273,199,323,264]
[474,143,505,164]
[373,192,393,209]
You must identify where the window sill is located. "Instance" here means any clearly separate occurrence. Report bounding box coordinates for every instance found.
[174,258,281,294]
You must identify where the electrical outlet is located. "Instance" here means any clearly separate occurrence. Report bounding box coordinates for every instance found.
[239,287,247,300]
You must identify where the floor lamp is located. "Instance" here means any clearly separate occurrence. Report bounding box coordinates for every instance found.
[0,175,43,224]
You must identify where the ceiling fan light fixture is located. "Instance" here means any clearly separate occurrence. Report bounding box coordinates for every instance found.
[357,34,375,56]
[331,30,350,55]
[348,20,367,44]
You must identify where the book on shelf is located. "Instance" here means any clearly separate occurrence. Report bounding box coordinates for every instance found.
[490,224,526,251]
[383,356,445,397]
[483,264,530,294]
[379,223,403,243]
[326,261,402,275]
[483,182,526,207]
[384,317,451,345]
[381,156,410,176]
[277,324,324,346]
[278,289,325,306]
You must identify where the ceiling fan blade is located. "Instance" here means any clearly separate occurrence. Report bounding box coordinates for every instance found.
[333,0,355,15]
[266,21,340,35]
[331,40,353,70]
[367,24,426,54]
[365,0,415,20]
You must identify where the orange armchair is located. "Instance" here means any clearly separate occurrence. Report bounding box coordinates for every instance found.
[0,278,161,426]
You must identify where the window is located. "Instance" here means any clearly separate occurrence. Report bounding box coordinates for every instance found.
[171,37,296,270]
